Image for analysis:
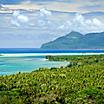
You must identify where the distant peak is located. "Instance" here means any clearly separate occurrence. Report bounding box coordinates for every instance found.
[70,31,82,34]
[66,31,82,37]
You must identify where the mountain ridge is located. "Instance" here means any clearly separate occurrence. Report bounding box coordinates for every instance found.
[41,31,104,49]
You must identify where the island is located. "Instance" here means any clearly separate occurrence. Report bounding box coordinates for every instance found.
[41,31,104,49]
[0,55,104,104]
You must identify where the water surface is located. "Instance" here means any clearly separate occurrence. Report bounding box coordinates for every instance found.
[0,56,69,75]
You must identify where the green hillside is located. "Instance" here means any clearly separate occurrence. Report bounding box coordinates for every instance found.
[0,55,104,104]
[41,31,104,49]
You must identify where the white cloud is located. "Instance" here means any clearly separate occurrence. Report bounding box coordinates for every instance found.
[12,11,20,17]
[92,18,102,26]
[58,25,65,29]
[11,9,104,34]
[39,8,52,16]
[74,14,104,33]
[11,19,20,27]
[11,11,29,27]
[57,13,104,34]
[74,14,84,23]
[11,8,52,27]
[17,15,29,23]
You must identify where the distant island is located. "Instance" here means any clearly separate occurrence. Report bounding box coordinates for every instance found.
[41,31,104,49]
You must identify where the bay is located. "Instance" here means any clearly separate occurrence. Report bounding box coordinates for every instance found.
[0,56,69,75]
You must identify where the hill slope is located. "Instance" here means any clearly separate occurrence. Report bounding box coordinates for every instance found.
[41,31,104,49]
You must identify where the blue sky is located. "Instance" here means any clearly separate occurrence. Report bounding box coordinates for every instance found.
[0,0,104,48]
[0,0,74,4]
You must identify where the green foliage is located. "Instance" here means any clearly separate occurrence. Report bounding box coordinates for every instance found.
[0,55,104,104]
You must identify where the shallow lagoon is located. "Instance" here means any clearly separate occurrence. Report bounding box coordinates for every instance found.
[1,52,104,75]
[0,55,69,75]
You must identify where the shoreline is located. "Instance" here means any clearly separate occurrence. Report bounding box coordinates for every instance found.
[0,52,104,57]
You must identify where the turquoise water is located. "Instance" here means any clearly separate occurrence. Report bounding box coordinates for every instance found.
[0,56,69,75]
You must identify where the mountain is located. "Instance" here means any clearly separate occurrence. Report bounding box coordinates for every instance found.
[41,31,104,49]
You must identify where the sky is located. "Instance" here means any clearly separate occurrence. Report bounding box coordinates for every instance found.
[0,0,104,48]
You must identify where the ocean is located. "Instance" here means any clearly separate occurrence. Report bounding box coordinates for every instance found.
[0,48,104,75]
[0,48,104,53]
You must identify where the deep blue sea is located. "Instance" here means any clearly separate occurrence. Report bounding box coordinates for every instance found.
[0,48,104,53]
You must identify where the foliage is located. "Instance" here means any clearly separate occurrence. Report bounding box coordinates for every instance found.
[0,55,104,104]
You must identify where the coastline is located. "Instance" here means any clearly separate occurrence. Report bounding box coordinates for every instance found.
[0,54,69,75]
[1,52,104,57]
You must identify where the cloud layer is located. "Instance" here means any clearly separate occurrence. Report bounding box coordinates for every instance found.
[65,13,104,33]
[11,9,104,34]
[1,0,104,13]
[0,8,104,48]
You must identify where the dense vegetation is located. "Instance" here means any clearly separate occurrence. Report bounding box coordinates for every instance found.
[0,55,104,104]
